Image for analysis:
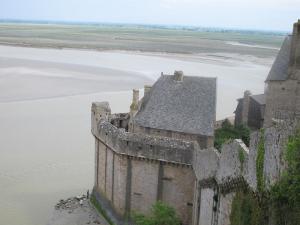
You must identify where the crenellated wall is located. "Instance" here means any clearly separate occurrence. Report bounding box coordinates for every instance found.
[192,119,298,225]
[192,139,249,225]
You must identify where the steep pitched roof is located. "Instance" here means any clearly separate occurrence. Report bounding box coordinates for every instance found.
[266,36,292,81]
[250,94,265,105]
[133,74,217,136]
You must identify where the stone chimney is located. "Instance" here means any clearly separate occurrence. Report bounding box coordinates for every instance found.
[173,70,184,81]
[144,85,152,96]
[130,89,139,112]
[289,19,300,76]
[129,89,140,132]
[241,90,251,125]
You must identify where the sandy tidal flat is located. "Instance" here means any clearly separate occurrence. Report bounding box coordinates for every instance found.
[0,45,273,225]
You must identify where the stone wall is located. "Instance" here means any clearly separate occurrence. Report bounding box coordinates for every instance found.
[248,97,264,129]
[94,120,194,165]
[264,80,298,127]
[262,120,297,188]
[133,124,213,148]
[192,139,249,225]
[92,102,298,225]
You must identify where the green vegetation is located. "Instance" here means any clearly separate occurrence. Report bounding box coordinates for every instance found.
[256,129,265,192]
[269,130,300,225]
[238,147,246,170]
[132,201,180,225]
[230,191,262,225]
[230,130,300,225]
[214,119,250,150]
[90,194,115,225]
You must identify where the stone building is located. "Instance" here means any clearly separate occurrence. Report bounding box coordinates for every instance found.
[235,20,300,129]
[234,91,265,129]
[264,20,300,127]
[91,71,216,225]
[131,71,216,148]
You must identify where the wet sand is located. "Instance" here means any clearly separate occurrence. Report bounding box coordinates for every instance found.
[0,45,273,225]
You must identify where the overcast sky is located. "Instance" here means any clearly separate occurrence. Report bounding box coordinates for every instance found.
[1,0,300,31]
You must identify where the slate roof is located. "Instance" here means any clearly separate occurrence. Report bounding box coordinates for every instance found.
[266,36,292,81]
[250,94,265,105]
[133,74,216,136]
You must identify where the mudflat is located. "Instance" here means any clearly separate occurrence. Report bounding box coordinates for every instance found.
[0,23,283,225]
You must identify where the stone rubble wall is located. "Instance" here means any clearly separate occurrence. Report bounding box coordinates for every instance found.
[192,120,298,225]
[263,120,298,188]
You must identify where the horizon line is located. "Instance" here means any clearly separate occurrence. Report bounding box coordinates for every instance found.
[0,18,290,34]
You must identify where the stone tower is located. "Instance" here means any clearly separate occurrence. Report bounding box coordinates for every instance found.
[264,20,300,126]
[241,90,251,125]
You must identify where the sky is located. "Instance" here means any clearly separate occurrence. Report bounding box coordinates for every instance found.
[1,0,300,31]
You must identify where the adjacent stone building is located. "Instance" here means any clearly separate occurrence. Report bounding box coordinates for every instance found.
[235,20,300,129]
[234,91,265,129]
[132,71,216,148]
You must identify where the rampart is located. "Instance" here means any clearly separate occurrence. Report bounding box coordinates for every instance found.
[91,102,298,225]
[95,120,194,165]
[92,103,196,224]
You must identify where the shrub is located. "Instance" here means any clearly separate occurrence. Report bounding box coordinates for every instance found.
[132,201,180,225]
[230,191,262,225]
[230,130,300,225]
[269,130,300,225]
[214,119,250,150]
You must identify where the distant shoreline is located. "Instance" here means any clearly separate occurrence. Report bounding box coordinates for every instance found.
[0,19,289,34]
[0,21,284,59]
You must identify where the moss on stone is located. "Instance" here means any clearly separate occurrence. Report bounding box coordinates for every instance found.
[256,129,265,192]
[231,129,300,225]
[238,148,245,170]
[269,130,300,225]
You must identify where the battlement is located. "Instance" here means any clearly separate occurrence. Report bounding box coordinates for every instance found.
[93,119,194,165]
[193,139,249,190]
